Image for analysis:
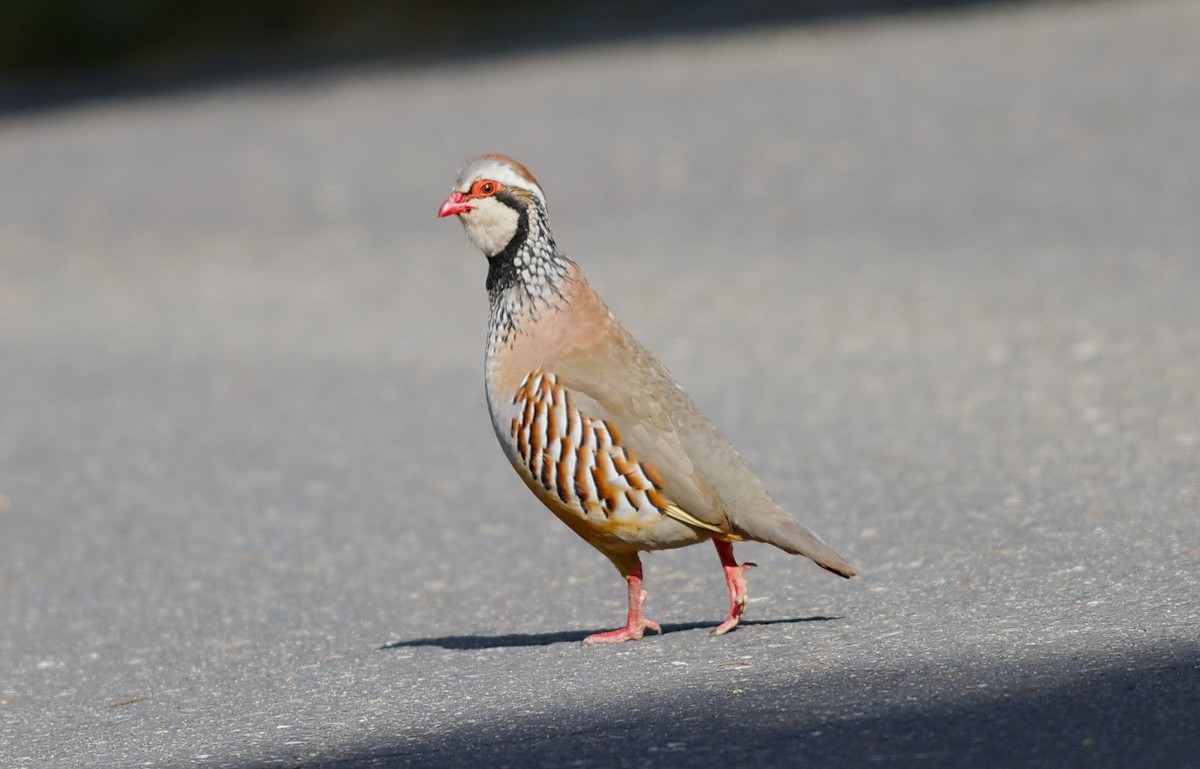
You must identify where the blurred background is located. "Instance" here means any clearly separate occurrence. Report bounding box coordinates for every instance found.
[1,0,1019,108]
[3,0,1198,766]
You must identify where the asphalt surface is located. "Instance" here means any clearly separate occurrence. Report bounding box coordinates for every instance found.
[2,1,1198,766]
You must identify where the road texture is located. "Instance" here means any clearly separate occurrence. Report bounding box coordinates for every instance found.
[2,0,1198,766]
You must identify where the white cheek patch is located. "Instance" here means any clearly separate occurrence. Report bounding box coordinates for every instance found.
[463,199,520,256]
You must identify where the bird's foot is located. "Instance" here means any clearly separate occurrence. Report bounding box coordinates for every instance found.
[710,615,740,636]
[583,567,659,645]
[582,617,662,645]
[712,540,755,636]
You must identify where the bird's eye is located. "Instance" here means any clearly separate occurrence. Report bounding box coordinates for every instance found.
[471,180,500,197]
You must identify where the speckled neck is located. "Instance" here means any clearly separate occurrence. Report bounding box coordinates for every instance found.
[486,201,570,352]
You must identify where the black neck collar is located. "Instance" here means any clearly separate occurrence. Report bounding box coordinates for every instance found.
[485,204,530,294]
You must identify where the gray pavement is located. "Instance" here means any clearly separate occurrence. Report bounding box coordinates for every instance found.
[2,0,1198,766]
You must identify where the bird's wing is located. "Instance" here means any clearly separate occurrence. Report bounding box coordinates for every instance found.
[569,382,731,532]
[544,336,733,534]
[545,327,856,577]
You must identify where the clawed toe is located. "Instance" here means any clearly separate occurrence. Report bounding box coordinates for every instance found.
[583,618,661,645]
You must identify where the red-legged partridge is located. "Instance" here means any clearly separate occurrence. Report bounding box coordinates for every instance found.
[438,154,855,644]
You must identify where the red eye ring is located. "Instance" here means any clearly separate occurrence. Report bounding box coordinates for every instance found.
[470,180,502,198]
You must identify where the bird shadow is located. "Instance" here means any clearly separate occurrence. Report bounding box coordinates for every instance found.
[378,615,840,651]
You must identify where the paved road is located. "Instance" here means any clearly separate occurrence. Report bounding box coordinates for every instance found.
[2,1,1198,766]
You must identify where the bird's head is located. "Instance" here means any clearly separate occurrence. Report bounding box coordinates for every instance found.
[437,154,547,257]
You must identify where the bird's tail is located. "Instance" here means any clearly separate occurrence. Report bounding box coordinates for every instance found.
[738,511,856,578]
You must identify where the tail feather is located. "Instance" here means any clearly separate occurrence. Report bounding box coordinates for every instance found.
[738,512,856,578]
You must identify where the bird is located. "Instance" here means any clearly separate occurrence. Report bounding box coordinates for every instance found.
[437,154,854,644]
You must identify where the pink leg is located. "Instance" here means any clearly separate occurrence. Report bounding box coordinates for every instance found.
[712,540,755,636]
[582,560,661,645]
